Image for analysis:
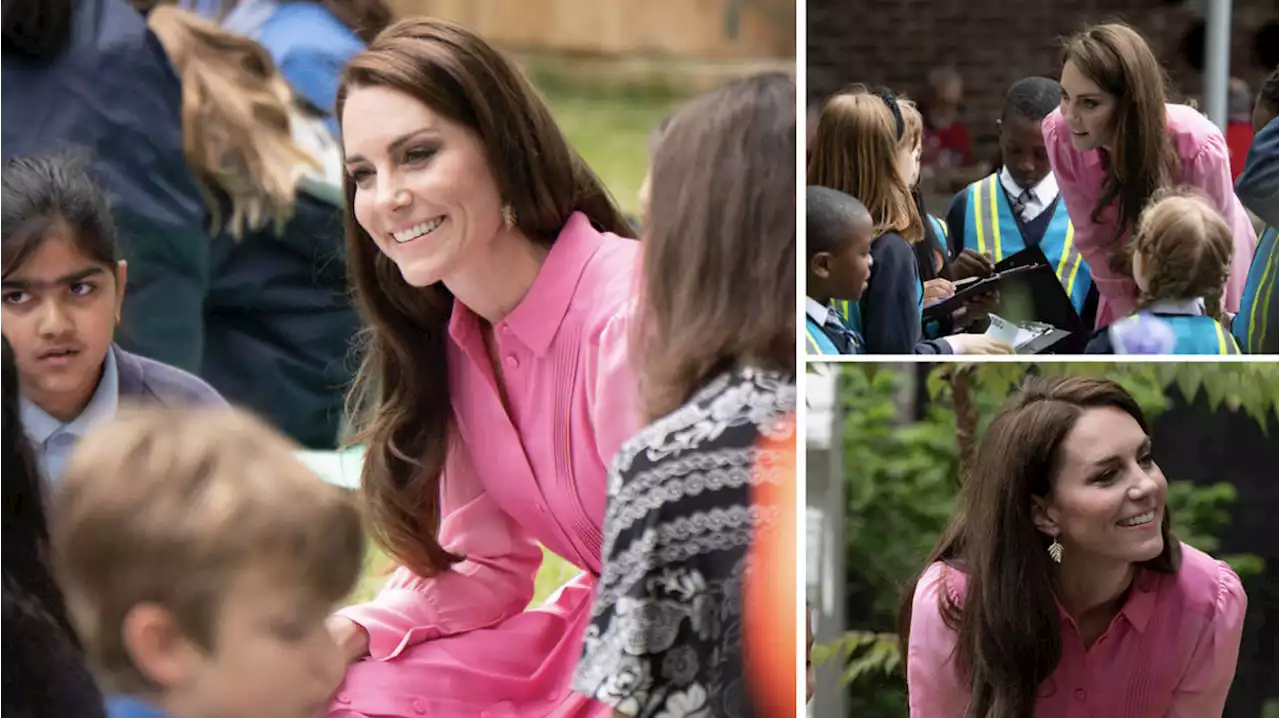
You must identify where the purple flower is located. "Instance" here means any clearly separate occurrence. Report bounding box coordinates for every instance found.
[1110,312,1178,354]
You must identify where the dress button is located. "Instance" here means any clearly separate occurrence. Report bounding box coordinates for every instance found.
[411,699,426,714]
[1075,688,1086,701]
[504,355,519,369]
[336,693,352,705]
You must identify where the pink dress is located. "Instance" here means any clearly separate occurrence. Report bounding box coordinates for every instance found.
[1043,104,1258,328]
[329,212,641,718]
[906,543,1247,718]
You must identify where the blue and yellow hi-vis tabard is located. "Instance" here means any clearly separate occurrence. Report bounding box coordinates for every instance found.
[1232,226,1277,355]
[962,174,1092,315]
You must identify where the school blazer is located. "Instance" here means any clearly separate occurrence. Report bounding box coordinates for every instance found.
[114,345,227,408]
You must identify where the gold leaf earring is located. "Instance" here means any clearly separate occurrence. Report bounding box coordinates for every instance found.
[501,204,517,229]
[1048,537,1064,564]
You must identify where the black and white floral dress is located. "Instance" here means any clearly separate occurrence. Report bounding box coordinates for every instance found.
[573,366,796,718]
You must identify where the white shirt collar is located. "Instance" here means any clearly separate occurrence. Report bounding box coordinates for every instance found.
[998,167,1059,216]
[805,296,837,326]
[20,348,120,446]
[1143,297,1206,316]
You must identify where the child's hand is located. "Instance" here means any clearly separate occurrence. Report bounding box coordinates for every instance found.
[923,278,956,305]
[953,290,1000,327]
[327,616,371,664]
[951,249,994,281]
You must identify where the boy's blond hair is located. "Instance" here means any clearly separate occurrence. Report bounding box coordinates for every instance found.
[50,406,365,693]
[1130,187,1235,322]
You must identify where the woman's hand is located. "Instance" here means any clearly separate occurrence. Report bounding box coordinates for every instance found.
[923,278,956,305]
[327,616,371,664]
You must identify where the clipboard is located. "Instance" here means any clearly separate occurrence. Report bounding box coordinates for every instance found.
[922,263,1038,321]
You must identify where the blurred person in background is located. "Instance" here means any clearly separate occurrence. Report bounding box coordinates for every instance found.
[143,0,392,134]
[2,336,107,718]
[921,66,989,194]
[2,0,211,373]
[1226,78,1256,181]
[574,70,796,718]
[147,5,360,449]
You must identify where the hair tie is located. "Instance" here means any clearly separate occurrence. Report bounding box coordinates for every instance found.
[877,87,904,141]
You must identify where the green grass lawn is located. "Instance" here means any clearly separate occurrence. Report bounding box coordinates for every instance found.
[542,89,687,218]
[343,85,686,609]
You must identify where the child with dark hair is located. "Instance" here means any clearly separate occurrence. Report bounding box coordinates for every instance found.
[1087,190,1239,354]
[1,153,225,483]
[947,76,1098,328]
[806,186,874,354]
[1,335,107,718]
[1232,67,1279,353]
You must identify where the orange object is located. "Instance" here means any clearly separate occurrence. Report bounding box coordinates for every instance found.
[744,413,798,716]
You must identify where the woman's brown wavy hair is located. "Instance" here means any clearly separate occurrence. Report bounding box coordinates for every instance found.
[148,5,319,239]
[897,376,1180,718]
[635,72,796,421]
[336,18,631,578]
[807,86,924,245]
[1062,22,1182,273]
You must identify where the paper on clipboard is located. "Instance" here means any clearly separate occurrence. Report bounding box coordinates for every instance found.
[986,314,1073,354]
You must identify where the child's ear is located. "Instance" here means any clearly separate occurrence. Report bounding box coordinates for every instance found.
[810,251,833,280]
[121,603,202,689]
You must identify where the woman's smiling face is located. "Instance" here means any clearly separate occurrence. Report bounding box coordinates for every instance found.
[342,84,506,288]
[1059,60,1118,152]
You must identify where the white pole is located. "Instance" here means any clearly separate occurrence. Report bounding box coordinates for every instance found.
[1204,0,1233,130]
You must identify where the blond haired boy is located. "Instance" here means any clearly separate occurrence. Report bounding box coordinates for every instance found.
[51,406,365,718]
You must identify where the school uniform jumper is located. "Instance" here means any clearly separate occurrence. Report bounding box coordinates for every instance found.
[329,213,642,718]
[1043,104,1257,328]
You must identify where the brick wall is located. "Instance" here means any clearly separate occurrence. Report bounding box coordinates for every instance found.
[808,0,1277,135]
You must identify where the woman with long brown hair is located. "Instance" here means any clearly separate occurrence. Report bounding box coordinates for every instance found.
[147,5,359,449]
[808,86,1010,355]
[1047,22,1257,329]
[324,17,639,717]
[573,71,796,718]
[900,376,1246,717]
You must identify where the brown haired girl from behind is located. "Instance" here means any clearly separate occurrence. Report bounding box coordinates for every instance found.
[575,71,796,716]
[323,16,641,718]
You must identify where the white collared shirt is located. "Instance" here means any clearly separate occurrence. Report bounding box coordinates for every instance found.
[1143,297,1207,316]
[19,349,120,483]
[805,296,841,328]
[999,167,1060,223]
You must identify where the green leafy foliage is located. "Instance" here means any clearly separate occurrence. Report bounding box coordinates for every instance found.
[819,363,1276,717]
